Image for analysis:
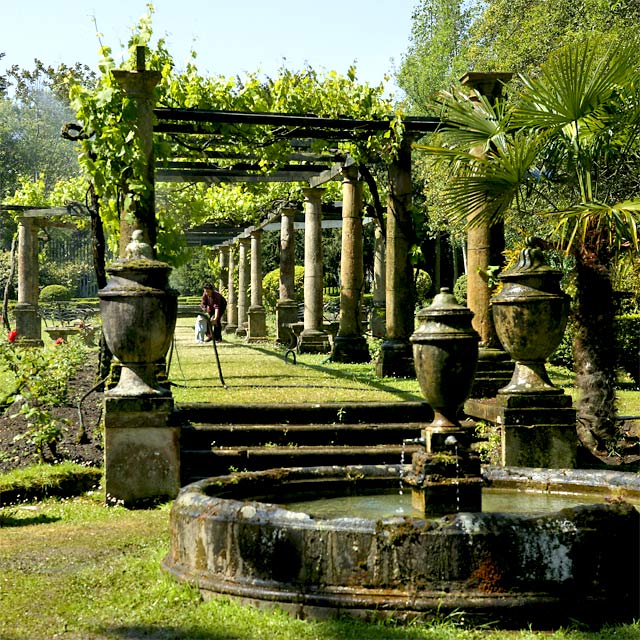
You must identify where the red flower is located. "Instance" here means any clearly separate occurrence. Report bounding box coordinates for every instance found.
[7,330,17,343]
[55,337,64,345]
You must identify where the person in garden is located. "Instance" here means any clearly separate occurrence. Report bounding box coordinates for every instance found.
[200,283,226,343]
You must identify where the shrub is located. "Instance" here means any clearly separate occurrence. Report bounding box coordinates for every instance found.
[453,274,467,305]
[262,266,304,311]
[415,270,433,308]
[40,284,71,302]
[616,314,640,384]
[549,318,575,369]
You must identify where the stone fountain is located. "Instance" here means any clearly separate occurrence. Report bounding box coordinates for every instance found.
[163,277,640,628]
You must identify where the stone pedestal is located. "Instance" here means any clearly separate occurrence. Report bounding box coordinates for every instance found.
[469,347,514,399]
[218,245,229,330]
[370,223,386,338]
[103,396,180,505]
[276,300,298,345]
[465,394,577,468]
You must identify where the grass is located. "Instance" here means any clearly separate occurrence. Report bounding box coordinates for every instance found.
[168,319,423,405]
[1,495,639,640]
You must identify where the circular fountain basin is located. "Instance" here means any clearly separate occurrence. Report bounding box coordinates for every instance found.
[163,465,640,628]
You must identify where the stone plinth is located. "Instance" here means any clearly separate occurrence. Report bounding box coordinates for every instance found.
[376,339,414,378]
[276,300,298,345]
[103,396,179,505]
[247,306,267,342]
[465,393,577,468]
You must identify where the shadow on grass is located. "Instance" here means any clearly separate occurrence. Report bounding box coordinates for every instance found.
[0,511,60,527]
[239,343,422,403]
[99,618,460,640]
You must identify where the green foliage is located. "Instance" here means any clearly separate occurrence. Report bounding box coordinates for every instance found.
[415,269,433,308]
[262,266,304,311]
[39,284,71,302]
[169,246,218,296]
[0,334,91,462]
[70,7,397,261]
[397,0,478,113]
[615,314,640,385]
[453,273,467,304]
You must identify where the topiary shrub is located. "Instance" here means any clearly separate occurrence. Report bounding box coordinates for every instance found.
[453,274,467,305]
[262,266,304,311]
[40,284,72,302]
[415,270,433,309]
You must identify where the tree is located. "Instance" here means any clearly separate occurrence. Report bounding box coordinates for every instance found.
[397,0,478,114]
[422,38,640,456]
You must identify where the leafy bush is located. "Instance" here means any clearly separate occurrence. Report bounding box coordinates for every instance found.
[40,284,71,302]
[40,259,96,298]
[616,314,640,384]
[262,266,304,311]
[549,319,575,369]
[453,274,467,305]
[415,270,433,308]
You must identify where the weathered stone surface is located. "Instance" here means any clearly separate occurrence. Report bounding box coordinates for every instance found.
[163,465,640,627]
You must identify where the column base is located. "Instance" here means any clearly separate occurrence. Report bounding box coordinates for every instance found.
[298,330,331,354]
[247,306,267,342]
[376,339,415,378]
[224,323,238,335]
[235,323,247,338]
[14,302,42,343]
[103,396,180,506]
[276,300,299,344]
[332,334,370,364]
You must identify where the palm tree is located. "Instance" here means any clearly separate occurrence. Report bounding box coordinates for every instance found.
[421,38,640,456]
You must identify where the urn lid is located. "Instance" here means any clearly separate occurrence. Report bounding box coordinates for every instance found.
[412,288,478,342]
[499,236,560,281]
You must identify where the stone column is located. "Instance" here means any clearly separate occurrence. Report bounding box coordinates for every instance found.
[376,136,416,378]
[332,166,370,363]
[218,245,229,329]
[299,188,330,353]
[461,72,515,398]
[225,243,238,334]
[276,207,298,344]
[247,228,267,342]
[236,235,250,337]
[370,221,386,338]
[14,216,42,345]
[112,46,161,256]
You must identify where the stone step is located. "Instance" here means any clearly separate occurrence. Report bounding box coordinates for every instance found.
[176,401,432,426]
[180,422,426,449]
[181,444,419,481]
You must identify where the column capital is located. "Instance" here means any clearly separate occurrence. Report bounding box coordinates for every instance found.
[302,187,325,201]
[460,72,513,99]
[341,164,360,183]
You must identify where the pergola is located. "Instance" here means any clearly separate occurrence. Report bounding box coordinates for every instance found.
[149,104,439,370]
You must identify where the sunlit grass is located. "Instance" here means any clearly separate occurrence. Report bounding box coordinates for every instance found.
[0,495,637,640]
[168,319,423,405]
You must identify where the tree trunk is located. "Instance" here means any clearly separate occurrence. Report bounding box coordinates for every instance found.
[573,253,618,453]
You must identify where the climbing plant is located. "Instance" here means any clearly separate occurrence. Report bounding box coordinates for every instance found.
[69,5,400,263]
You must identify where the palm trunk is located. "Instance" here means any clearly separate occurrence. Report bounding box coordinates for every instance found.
[572,253,618,453]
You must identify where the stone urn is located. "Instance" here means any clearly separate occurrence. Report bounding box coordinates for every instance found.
[491,237,569,395]
[407,288,482,515]
[410,288,480,429]
[99,258,177,396]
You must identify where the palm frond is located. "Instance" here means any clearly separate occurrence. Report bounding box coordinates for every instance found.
[548,200,640,255]
[513,39,639,132]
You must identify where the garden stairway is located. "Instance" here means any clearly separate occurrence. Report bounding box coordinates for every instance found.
[176,402,432,485]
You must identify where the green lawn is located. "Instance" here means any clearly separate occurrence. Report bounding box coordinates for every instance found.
[1,495,638,640]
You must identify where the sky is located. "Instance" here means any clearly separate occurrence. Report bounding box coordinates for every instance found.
[1,1,418,96]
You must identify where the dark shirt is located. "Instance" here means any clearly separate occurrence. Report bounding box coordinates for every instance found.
[201,290,226,318]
